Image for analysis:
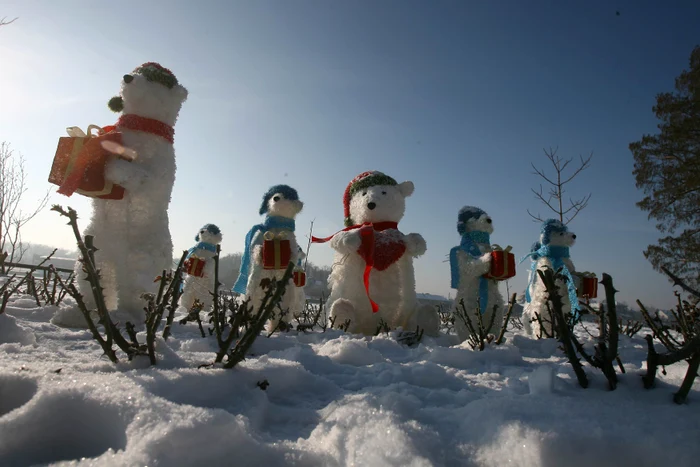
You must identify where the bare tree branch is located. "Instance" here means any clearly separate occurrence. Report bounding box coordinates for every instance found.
[1,142,51,273]
[561,152,594,185]
[660,266,700,299]
[528,147,593,224]
[0,17,18,27]
[527,211,544,222]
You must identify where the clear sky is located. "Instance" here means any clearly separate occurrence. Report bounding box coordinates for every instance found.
[1,0,698,309]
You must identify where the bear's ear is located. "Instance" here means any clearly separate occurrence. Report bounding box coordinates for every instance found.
[174,84,188,102]
[398,181,414,198]
[108,96,124,113]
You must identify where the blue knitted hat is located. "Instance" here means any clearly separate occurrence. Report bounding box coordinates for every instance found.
[457,206,488,235]
[259,185,300,215]
[541,219,567,245]
[195,223,221,242]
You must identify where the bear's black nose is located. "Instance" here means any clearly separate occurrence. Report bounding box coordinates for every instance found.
[367,202,376,210]
[572,234,577,239]
[123,74,134,83]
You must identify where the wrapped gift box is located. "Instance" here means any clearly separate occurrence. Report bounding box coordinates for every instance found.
[577,273,598,299]
[184,255,205,278]
[293,269,306,287]
[262,231,292,270]
[48,125,126,200]
[484,245,516,281]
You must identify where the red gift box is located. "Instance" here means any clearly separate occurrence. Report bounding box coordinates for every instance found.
[293,269,306,287]
[577,275,598,299]
[262,231,292,270]
[484,245,516,281]
[184,255,205,278]
[48,125,127,200]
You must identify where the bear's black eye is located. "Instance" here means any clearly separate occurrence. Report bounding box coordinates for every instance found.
[273,195,280,202]
[123,74,134,84]
[382,191,387,195]
[486,218,492,224]
[362,192,367,196]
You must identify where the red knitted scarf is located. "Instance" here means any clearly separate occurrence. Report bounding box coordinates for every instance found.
[109,114,175,144]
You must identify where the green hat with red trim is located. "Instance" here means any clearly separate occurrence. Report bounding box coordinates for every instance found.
[343,171,397,227]
[132,62,179,89]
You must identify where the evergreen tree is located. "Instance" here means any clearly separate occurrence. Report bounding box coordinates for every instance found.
[630,46,700,289]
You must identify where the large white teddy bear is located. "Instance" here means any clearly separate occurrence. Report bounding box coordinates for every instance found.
[522,219,580,337]
[315,171,439,336]
[74,62,187,321]
[449,206,505,343]
[179,224,223,312]
[232,185,305,332]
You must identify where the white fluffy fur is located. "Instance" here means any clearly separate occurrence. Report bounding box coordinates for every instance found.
[179,229,223,312]
[453,213,505,343]
[522,229,578,337]
[244,193,305,332]
[75,72,187,321]
[327,180,439,336]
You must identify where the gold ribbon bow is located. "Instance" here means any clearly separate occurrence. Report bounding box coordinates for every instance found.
[490,244,513,254]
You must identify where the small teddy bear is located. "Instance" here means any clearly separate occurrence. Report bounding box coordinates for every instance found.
[314,171,438,336]
[450,206,505,343]
[232,185,305,332]
[179,224,222,312]
[522,219,580,337]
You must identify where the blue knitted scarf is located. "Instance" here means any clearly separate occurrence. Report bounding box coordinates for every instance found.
[186,242,217,259]
[450,231,490,314]
[232,216,296,295]
[521,245,579,320]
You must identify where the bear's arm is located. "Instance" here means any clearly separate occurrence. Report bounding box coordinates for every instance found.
[104,158,150,191]
[329,230,362,255]
[563,258,576,274]
[404,233,427,257]
[457,250,492,277]
[250,231,265,265]
[563,258,581,288]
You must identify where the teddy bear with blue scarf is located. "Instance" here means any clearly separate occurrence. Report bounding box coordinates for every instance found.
[521,219,581,337]
[450,206,505,342]
[179,224,222,312]
[232,185,305,332]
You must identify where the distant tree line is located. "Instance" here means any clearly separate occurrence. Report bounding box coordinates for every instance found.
[204,252,332,299]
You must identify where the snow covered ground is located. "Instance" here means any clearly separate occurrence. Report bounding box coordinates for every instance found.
[1,294,699,467]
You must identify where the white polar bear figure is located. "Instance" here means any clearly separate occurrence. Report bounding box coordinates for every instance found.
[74,62,187,321]
[232,185,305,332]
[315,171,439,336]
[449,206,505,343]
[179,224,223,312]
[522,219,581,337]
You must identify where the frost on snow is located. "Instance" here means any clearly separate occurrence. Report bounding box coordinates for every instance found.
[0,293,699,466]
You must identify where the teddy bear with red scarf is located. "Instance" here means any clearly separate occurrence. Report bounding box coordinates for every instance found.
[57,63,188,324]
[314,171,439,336]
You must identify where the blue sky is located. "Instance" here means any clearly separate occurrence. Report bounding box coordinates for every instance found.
[1,0,698,309]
